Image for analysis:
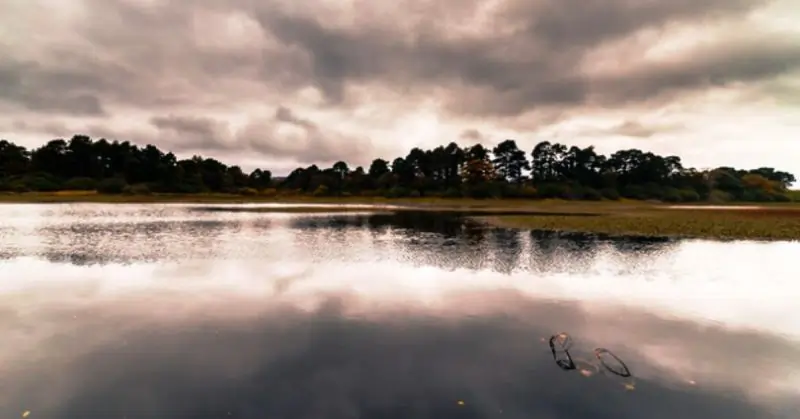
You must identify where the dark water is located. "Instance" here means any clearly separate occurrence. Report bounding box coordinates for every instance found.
[0,204,798,419]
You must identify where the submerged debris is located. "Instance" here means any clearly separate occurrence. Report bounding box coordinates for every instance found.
[547,333,636,391]
[549,332,576,371]
[594,348,632,378]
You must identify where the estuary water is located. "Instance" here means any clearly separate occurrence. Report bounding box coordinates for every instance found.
[0,203,798,419]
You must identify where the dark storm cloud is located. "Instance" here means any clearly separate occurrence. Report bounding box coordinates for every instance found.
[602,120,683,138]
[0,58,107,115]
[460,129,486,142]
[4,293,797,419]
[246,0,798,116]
[143,108,381,165]
[3,0,797,119]
[274,105,316,130]
[150,115,237,151]
[497,0,767,48]
[593,36,800,106]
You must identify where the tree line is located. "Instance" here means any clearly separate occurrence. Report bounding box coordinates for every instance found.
[0,135,796,202]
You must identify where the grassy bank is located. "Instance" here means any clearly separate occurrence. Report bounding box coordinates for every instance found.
[2,191,799,240]
[477,206,800,240]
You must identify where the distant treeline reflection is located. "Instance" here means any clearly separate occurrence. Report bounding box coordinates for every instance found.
[2,212,676,269]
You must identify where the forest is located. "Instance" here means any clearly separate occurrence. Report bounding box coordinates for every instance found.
[0,135,796,202]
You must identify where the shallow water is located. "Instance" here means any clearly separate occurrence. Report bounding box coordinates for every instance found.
[1,204,798,419]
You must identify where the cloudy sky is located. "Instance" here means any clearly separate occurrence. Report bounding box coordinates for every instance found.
[1,0,799,175]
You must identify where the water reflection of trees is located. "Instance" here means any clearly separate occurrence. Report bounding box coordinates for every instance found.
[4,210,680,270]
[526,230,677,273]
[287,213,678,274]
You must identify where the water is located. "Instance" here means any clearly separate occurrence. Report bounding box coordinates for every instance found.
[1,204,798,419]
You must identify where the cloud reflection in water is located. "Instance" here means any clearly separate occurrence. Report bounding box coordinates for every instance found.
[0,204,798,418]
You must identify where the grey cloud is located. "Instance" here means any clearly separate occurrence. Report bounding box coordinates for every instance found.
[248,0,794,116]
[274,105,316,130]
[242,106,382,166]
[0,59,107,116]
[460,129,485,142]
[752,74,800,106]
[2,0,793,121]
[142,107,384,166]
[5,107,381,170]
[149,115,237,152]
[593,36,800,106]
[500,0,767,49]
[607,120,683,138]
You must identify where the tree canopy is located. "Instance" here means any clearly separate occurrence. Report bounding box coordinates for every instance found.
[0,135,796,202]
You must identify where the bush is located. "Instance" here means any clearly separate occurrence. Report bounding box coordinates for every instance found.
[385,187,410,198]
[518,185,538,199]
[741,189,774,202]
[771,193,791,202]
[11,173,63,192]
[661,187,682,203]
[708,189,732,203]
[259,188,278,197]
[312,185,330,197]
[536,183,570,199]
[442,187,462,198]
[677,189,701,202]
[600,188,620,200]
[63,177,97,191]
[359,189,381,197]
[237,187,258,196]
[463,182,504,199]
[581,187,603,201]
[97,177,128,194]
[122,183,151,195]
[621,185,647,200]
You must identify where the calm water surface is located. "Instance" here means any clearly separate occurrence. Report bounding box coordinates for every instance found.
[0,204,798,419]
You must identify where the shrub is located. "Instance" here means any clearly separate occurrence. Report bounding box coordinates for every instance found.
[600,188,620,200]
[237,187,258,196]
[581,187,603,201]
[771,193,791,202]
[312,185,330,197]
[63,177,97,191]
[677,189,701,202]
[97,178,128,194]
[259,188,278,197]
[122,183,151,195]
[661,187,682,203]
[621,185,647,200]
[518,185,538,199]
[441,187,461,198]
[708,189,732,203]
[536,183,569,199]
[385,187,410,198]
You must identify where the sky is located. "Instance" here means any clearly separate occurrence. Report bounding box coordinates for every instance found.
[1,0,799,176]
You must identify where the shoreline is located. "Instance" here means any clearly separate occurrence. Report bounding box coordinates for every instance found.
[2,192,799,241]
[1,191,797,206]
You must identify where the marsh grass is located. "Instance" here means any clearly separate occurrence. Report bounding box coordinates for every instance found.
[478,207,800,240]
